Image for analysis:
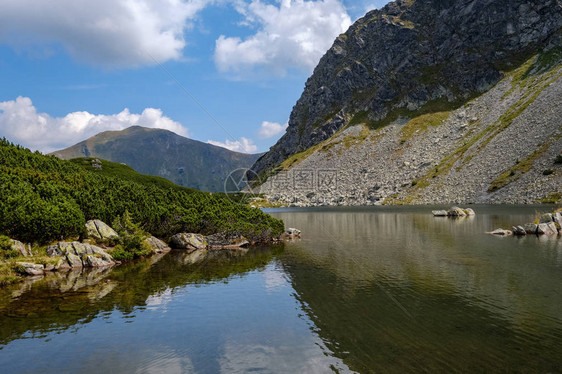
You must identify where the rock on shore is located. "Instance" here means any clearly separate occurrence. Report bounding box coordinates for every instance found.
[47,242,115,269]
[85,220,119,241]
[489,211,561,237]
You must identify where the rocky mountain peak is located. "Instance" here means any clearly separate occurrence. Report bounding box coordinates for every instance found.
[251,0,562,178]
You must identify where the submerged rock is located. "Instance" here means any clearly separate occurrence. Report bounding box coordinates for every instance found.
[287,228,301,236]
[432,210,448,217]
[280,228,302,241]
[487,229,513,236]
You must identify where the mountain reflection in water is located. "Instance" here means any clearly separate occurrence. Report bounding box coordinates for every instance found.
[1,205,562,373]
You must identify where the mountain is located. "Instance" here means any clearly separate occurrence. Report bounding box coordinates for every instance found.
[251,0,562,206]
[52,126,262,192]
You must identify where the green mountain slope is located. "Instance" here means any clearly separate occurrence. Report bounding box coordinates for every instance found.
[52,126,262,192]
[0,139,283,243]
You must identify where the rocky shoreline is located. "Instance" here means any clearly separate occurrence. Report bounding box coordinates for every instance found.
[1,220,298,285]
[488,211,562,237]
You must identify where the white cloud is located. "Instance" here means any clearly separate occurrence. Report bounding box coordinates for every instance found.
[214,0,351,76]
[0,0,213,67]
[0,96,188,152]
[207,137,258,153]
[258,121,288,138]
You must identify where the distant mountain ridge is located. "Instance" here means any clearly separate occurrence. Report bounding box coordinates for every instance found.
[52,126,262,192]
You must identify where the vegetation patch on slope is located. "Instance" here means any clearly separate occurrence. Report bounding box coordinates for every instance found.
[394,50,562,204]
[488,133,561,192]
[0,139,284,244]
[399,111,451,142]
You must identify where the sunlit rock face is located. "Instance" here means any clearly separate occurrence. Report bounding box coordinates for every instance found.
[252,0,562,177]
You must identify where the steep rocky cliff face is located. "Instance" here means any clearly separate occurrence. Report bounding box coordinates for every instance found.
[251,0,562,206]
[252,0,562,179]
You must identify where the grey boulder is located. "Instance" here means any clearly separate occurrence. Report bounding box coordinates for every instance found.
[539,213,554,224]
[537,223,557,236]
[143,236,171,253]
[15,262,44,276]
[488,229,512,236]
[448,207,467,217]
[432,210,448,217]
[524,223,538,235]
[512,226,526,236]
[206,233,250,249]
[46,241,115,268]
[85,220,119,240]
[170,233,208,251]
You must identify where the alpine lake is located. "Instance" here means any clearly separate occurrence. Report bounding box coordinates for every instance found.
[1,205,561,373]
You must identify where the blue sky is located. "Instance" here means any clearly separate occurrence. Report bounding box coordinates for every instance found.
[0,0,389,154]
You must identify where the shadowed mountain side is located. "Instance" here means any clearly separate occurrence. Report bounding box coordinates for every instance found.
[52,126,262,192]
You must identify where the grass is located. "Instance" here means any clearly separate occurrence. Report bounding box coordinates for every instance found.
[461,65,562,169]
[348,111,375,128]
[488,133,561,192]
[319,124,372,155]
[0,249,61,286]
[538,193,562,204]
[399,111,451,142]
[0,262,21,286]
[367,96,470,132]
[279,143,324,170]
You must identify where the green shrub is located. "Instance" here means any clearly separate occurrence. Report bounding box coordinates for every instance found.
[0,139,284,244]
[110,245,135,262]
[555,155,562,164]
[111,211,153,261]
[543,169,554,176]
[0,235,19,259]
